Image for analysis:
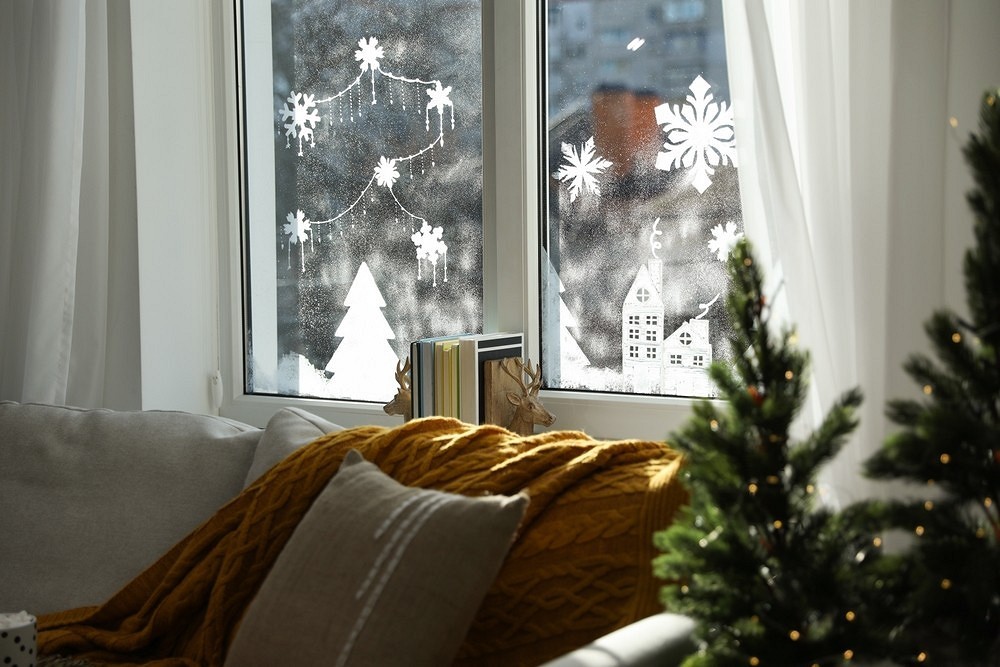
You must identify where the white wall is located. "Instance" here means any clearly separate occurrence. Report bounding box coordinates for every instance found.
[131,0,225,413]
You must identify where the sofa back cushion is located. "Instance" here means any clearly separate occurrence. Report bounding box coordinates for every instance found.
[0,402,262,614]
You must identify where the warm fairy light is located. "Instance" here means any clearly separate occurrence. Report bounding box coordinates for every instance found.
[789,332,799,345]
[744,257,753,266]
[710,419,719,431]
[924,500,934,511]
[843,649,854,660]
[952,332,962,343]
[784,370,794,380]
[748,483,759,495]
[949,116,959,128]
[985,498,994,508]
[767,475,780,485]
[923,384,933,395]
[681,584,690,594]
[940,453,951,464]
[917,652,928,662]
[915,525,925,536]
[845,610,856,622]
[789,630,801,641]
[773,520,783,529]
[941,578,952,590]
[749,658,760,666]
[873,536,883,548]
[806,484,815,494]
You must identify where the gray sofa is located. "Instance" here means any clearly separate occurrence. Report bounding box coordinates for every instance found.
[0,401,694,666]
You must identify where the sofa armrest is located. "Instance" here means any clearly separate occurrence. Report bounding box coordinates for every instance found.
[538,613,696,667]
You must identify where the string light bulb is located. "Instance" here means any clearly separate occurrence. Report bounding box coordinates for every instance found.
[872,536,883,548]
[924,500,934,511]
[941,578,952,590]
[917,651,928,663]
[940,453,951,464]
[923,384,934,395]
[915,525,925,536]
[784,370,794,380]
[749,657,760,666]
[788,630,800,641]
[845,610,856,622]
[952,332,962,343]
[843,649,854,660]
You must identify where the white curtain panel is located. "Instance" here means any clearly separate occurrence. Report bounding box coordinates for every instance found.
[722,0,949,504]
[0,0,139,409]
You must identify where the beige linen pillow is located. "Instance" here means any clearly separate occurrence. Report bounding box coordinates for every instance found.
[224,449,528,667]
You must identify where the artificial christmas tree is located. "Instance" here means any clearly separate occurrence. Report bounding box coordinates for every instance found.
[653,239,902,666]
[862,90,1000,665]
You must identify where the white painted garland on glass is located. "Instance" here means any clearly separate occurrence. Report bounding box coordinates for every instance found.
[278,36,454,285]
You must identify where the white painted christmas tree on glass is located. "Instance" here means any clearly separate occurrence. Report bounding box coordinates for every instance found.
[324,262,399,402]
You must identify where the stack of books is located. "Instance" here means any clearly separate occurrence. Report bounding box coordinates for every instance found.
[409,332,524,424]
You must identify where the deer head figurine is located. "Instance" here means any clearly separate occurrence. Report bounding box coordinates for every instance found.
[382,357,412,422]
[499,357,556,435]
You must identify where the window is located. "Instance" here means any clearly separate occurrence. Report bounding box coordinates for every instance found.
[239,0,483,403]
[692,354,705,367]
[628,328,641,340]
[669,353,682,365]
[540,0,742,400]
[227,0,737,438]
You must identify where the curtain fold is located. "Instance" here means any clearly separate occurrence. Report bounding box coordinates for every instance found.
[0,0,139,409]
[722,0,926,504]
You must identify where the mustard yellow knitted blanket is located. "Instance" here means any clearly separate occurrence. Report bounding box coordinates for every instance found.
[39,417,685,667]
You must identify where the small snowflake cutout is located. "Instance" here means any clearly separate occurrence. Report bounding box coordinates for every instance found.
[283,210,312,246]
[654,75,737,194]
[708,221,743,261]
[354,37,384,72]
[411,221,448,285]
[280,91,321,156]
[554,136,613,203]
[374,157,400,188]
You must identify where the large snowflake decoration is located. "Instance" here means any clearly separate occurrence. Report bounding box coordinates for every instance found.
[280,91,321,156]
[707,221,743,261]
[654,75,737,194]
[411,221,448,285]
[354,37,384,72]
[554,136,613,203]
[374,156,400,189]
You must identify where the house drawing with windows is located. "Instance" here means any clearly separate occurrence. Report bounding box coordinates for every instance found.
[622,255,719,398]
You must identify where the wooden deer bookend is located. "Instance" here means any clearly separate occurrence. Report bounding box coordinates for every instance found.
[495,357,555,436]
[382,357,412,422]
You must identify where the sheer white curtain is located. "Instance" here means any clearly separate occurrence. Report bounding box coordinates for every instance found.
[722,0,952,503]
[0,0,140,409]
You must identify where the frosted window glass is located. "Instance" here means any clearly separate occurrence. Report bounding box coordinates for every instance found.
[541,0,742,399]
[241,0,483,402]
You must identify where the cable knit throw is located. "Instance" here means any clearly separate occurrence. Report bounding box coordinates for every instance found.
[38,417,686,667]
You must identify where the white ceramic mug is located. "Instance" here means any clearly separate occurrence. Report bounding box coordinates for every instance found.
[0,612,36,667]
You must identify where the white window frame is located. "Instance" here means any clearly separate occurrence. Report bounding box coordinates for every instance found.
[216,0,700,439]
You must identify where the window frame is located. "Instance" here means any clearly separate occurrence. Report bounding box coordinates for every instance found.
[218,0,702,439]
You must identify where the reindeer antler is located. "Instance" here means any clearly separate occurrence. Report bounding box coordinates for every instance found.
[395,357,411,390]
[500,357,542,395]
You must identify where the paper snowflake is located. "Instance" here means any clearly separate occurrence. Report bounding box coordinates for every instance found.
[374,157,400,188]
[283,210,312,245]
[554,136,613,203]
[280,91,321,156]
[708,221,743,261]
[354,37,384,72]
[654,75,737,194]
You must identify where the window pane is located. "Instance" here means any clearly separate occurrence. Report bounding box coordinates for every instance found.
[241,0,483,402]
[540,0,742,398]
